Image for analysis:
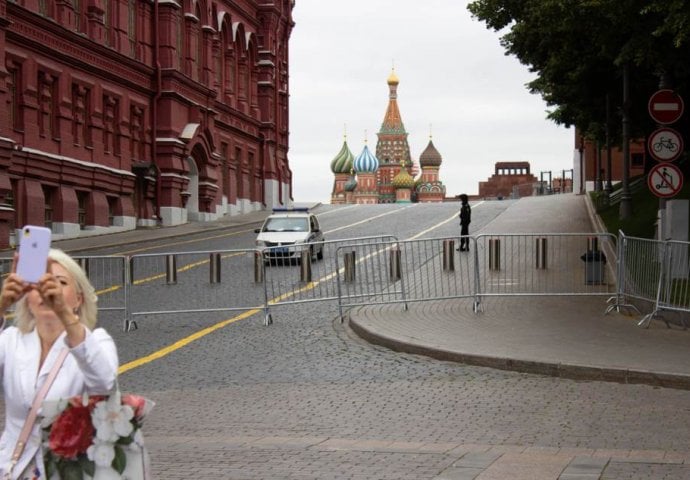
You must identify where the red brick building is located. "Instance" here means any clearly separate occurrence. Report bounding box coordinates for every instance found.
[478,162,538,199]
[0,0,293,248]
[575,131,646,193]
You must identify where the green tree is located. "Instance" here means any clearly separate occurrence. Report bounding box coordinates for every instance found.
[466,0,690,144]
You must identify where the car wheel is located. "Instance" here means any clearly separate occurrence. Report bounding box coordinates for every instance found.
[317,246,324,260]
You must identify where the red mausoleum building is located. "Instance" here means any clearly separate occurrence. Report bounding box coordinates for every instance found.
[0,0,294,248]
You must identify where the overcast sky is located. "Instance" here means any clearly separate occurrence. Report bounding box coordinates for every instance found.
[288,0,575,203]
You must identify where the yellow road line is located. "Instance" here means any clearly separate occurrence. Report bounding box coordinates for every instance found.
[118,203,475,375]
[118,309,258,374]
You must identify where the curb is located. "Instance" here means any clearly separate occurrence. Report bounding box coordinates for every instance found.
[347,314,690,391]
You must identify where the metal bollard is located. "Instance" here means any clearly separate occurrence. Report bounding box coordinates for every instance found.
[165,254,177,284]
[254,251,264,283]
[389,247,402,281]
[442,239,455,271]
[300,249,312,283]
[588,236,599,252]
[77,257,90,277]
[209,252,221,284]
[489,238,501,271]
[535,237,547,269]
[343,251,356,282]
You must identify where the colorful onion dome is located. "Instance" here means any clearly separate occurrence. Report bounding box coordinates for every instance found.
[419,139,442,167]
[392,167,415,189]
[344,174,358,192]
[387,67,399,86]
[330,139,355,174]
[353,144,379,173]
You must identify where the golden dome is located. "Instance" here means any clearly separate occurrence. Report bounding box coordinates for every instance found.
[387,68,399,85]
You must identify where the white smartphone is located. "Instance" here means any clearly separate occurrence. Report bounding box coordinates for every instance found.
[16,225,52,283]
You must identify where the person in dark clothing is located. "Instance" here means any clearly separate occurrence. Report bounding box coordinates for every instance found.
[458,194,471,251]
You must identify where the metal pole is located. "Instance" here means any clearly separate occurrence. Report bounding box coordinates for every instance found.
[605,93,613,193]
[389,247,401,280]
[536,237,547,269]
[594,141,601,192]
[489,238,501,271]
[209,252,221,284]
[343,251,356,282]
[442,239,455,272]
[77,257,90,278]
[619,64,633,219]
[300,249,312,283]
[165,254,177,284]
[578,135,585,194]
[254,251,264,283]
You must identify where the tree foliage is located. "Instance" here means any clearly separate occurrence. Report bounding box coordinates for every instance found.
[467,0,690,145]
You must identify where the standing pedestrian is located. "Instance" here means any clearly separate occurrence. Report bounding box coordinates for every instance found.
[458,194,471,251]
[0,249,118,479]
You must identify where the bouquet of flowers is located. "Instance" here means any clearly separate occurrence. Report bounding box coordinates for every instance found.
[41,390,153,480]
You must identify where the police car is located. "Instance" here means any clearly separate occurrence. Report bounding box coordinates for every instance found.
[255,208,324,263]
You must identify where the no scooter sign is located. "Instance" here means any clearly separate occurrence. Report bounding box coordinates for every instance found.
[648,163,684,198]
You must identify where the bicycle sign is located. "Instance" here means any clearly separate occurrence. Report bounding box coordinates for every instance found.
[648,163,684,198]
[648,127,683,162]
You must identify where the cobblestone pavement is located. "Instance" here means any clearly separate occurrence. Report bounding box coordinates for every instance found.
[2,196,688,479]
[113,300,690,479]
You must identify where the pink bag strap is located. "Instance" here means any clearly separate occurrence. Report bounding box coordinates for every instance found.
[7,348,69,475]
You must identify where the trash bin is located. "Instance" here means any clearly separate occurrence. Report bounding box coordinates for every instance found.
[580,250,606,285]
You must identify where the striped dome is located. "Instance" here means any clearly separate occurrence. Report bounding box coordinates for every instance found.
[392,168,415,189]
[330,140,355,174]
[353,145,379,173]
[419,139,442,167]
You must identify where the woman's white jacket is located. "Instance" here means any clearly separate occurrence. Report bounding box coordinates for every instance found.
[0,326,118,479]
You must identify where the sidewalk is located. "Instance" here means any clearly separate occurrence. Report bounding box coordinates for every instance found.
[347,193,690,390]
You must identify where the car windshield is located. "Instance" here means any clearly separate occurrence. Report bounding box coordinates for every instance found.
[263,217,309,232]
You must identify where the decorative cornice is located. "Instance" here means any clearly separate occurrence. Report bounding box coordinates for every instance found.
[7,14,154,91]
[21,147,136,177]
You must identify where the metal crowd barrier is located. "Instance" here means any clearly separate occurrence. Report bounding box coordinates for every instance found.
[475,233,618,299]
[609,233,662,315]
[0,255,128,330]
[127,248,269,327]
[335,236,480,321]
[631,236,690,328]
[262,236,398,318]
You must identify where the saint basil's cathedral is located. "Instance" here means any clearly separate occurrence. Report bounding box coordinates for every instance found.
[330,70,446,204]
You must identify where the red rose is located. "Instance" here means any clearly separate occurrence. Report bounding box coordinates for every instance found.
[122,394,146,419]
[48,404,94,458]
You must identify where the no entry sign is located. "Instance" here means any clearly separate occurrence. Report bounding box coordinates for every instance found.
[648,163,684,198]
[648,89,684,125]
[648,127,683,162]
